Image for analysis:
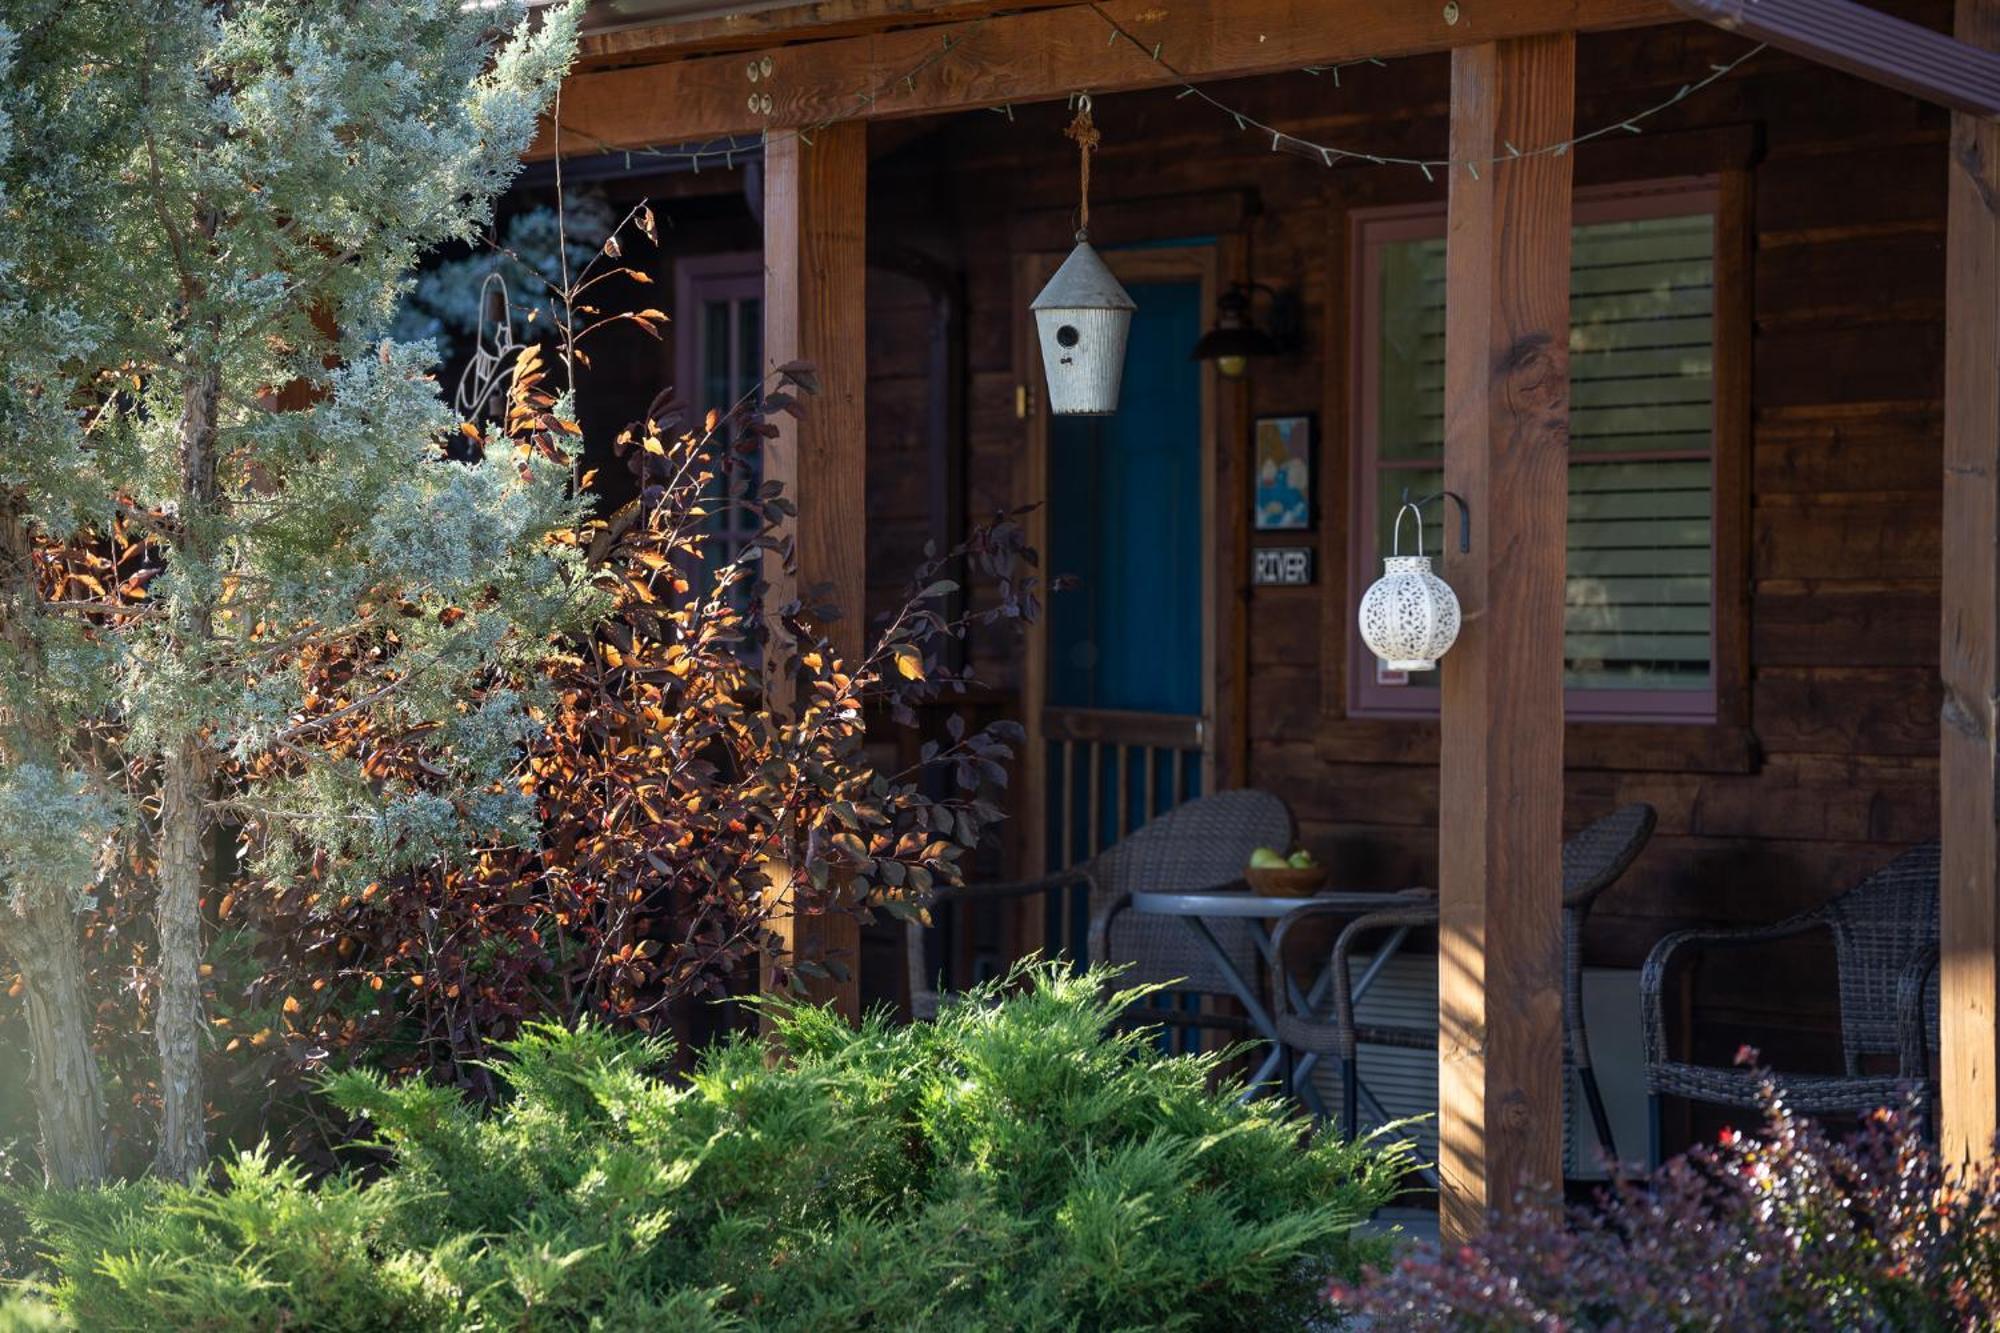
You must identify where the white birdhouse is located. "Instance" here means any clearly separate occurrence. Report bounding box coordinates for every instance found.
[1030,236,1136,416]
[1358,502,1462,672]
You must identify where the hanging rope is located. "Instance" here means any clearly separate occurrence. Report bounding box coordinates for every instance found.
[1065,94,1101,238]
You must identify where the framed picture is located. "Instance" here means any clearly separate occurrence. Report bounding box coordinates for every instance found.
[1253,414,1313,531]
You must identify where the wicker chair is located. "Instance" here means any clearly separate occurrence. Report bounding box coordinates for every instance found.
[1271,803,1657,1166]
[907,788,1295,1026]
[1641,839,1939,1124]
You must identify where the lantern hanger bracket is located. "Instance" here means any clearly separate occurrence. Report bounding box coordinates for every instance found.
[1398,487,1471,554]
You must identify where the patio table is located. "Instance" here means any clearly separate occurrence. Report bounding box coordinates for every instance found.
[1126,886,1434,1111]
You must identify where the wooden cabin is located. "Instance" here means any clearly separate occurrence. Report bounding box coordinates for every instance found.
[524,0,2000,1237]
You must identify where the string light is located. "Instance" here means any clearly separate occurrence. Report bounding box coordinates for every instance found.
[546,6,1762,185]
[545,127,762,173]
[1085,1,1765,178]
[550,18,991,166]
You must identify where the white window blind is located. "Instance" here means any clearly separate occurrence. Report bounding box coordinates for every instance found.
[1359,197,1717,717]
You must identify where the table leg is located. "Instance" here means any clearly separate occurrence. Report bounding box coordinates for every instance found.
[1175,916,1290,1100]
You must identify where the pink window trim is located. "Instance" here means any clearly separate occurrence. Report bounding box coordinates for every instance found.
[1345,178,1724,725]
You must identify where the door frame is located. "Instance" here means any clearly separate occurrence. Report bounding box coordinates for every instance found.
[1010,240,1249,953]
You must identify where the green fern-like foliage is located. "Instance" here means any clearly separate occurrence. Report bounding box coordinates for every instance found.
[0,1295,61,1333]
[21,964,1411,1331]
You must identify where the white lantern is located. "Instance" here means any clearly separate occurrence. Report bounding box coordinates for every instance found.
[1030,235,1136,416]
[1358,500,1462,672]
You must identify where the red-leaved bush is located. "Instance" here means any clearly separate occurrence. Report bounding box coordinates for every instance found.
[220,336,1039,1112]
[1334,1067,2000,1330]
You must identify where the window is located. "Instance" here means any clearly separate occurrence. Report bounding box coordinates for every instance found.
[1350,182,1721,722]
[673,254,764,584]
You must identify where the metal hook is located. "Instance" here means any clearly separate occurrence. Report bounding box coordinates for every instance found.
[1396,487,1472,555]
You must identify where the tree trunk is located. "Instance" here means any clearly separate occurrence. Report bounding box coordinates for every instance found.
[0,482,108,1187]
[9,901,108,1188]
[153,361,219,1183]
[152,742,210,1182]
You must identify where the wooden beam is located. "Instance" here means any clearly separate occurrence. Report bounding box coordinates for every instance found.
[1940,0,2000,1167]
[1436,33,1574,1240]
[760,123,868,1024]
[577,0,1067,67]
[532,0,1670,158]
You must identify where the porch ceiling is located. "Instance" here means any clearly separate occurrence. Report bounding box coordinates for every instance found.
[528,0,1676,160]
[1675,0,2000,117]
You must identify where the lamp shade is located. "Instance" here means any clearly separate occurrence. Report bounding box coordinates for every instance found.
[1189,323,1281,364]
[1358,555,1461,672]
[1360,499,1462,672]
[1190,284,1283,379]
[1030,238,1136,416]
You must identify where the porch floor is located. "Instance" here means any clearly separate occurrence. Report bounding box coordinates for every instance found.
[1362,1205,1439,1248]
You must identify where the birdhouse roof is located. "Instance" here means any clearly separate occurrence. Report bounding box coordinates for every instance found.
[1030,239,1137,312]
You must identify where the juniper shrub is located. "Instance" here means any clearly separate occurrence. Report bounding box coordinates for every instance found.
[20,964,1413,1332]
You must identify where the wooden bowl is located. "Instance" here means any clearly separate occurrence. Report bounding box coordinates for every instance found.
[1245,864,1328,897]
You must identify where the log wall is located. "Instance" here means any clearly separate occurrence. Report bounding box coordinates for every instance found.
[564,7,1955,1135]
[863,12,1952,1115]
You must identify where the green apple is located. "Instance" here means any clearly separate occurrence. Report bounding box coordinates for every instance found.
[1249,847,1289,869]
[1287,849,1317,869]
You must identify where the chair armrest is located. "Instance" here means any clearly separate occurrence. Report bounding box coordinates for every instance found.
[1265,892,1432,973]
[1086,890,1132,967]
[1639,914,1831,1074]
[1322,905,1443,1048]
[932,867,1093,906]
[1265,901,1441,1062]
[1897,942,1939,1083]
[1270,900,1376,977]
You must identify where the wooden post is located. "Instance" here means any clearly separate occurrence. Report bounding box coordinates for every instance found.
[1941,0,2000,1165]
[761,123,866,1024]
[1013,254,1053,962]
[1437,33,1575,1239]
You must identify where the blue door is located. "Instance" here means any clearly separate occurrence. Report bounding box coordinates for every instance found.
[1047,277,1207,719]
[1043,273,1209,952]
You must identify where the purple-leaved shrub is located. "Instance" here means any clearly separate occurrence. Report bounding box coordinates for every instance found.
[1335,1058,2000,1331]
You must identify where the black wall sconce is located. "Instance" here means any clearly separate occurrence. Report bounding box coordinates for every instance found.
[1190,282,1300,378]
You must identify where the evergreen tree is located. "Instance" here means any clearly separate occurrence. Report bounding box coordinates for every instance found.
[0,0,588,1183]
